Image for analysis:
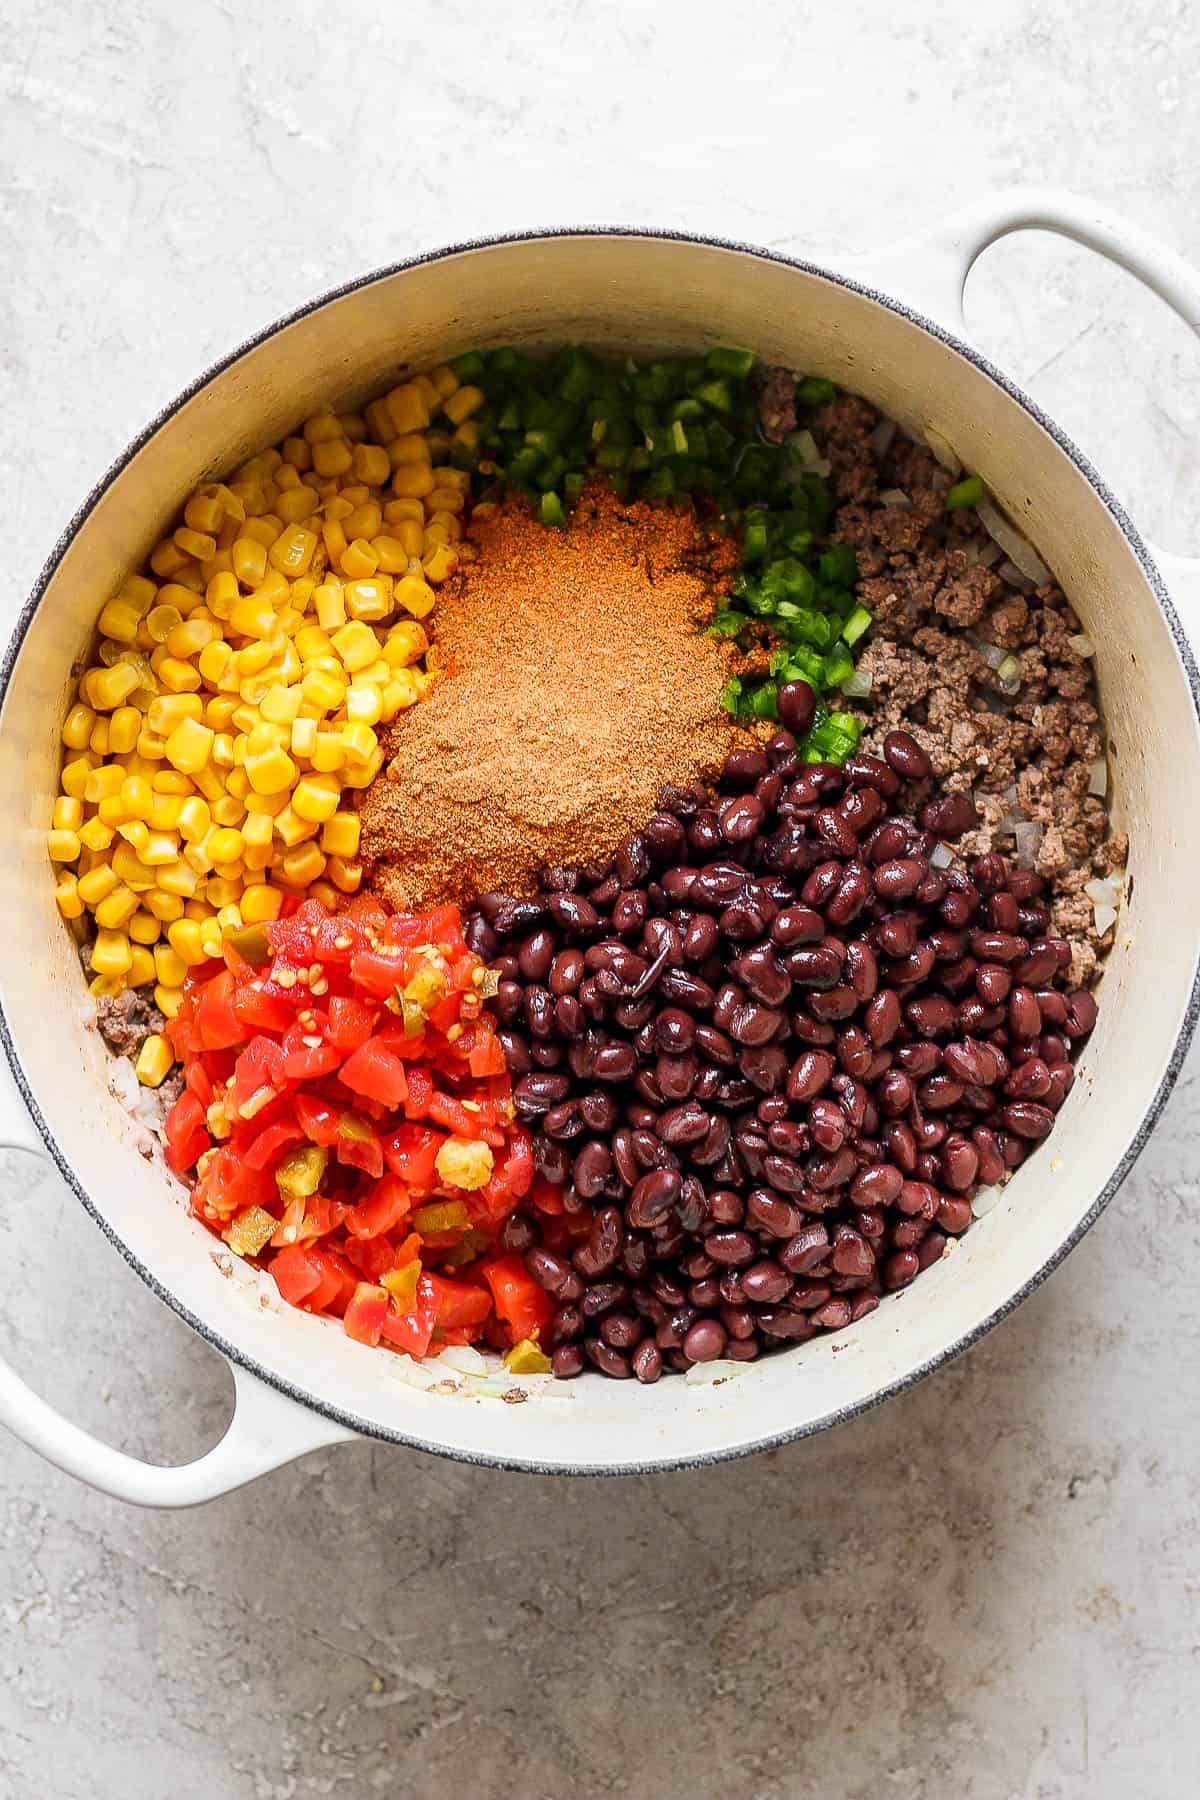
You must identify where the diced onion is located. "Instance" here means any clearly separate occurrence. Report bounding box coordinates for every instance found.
[997,559,1035,592]
[870,419,898,456]
[925,425,962,474]
[930,841,956,868]
[1013,819,1043,867]
[392,1356,441,1391]
[977,640,1008,671]
[1002,782,1018,803]
[1088,757,1108,797]
[785,429,831,479]
[976,498,1051,584]
[841,668,874,698]
[1094,903,1118,935]
[1068,632,1095,658]
[995,654,1022,693]
[461,1374,519,1398]
[880,488,911,508]
[435,1345,491,1375]
[1084,876,1121,906]
[971,1185,1004,1218]
[685,1359,746,1386]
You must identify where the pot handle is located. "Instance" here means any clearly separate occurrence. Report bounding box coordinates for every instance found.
[0,1046,353,1506]
[859,186,1200,636]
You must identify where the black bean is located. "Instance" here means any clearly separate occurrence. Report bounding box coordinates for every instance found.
[777,678,817,735]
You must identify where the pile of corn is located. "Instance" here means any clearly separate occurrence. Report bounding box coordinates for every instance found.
[49,363,487,1076]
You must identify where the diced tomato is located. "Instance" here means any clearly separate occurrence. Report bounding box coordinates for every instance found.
[233,982,297,1034]
[468,1021,508,1078]
[528,1175,565,1215]
[326,993,376,1053]
[344,1282,390,1347]
[340,1036,409,1109]
[427,1091,485,1140]
[281,1020,341,1082]
[482,1254,554,1345]
[344,1173,412,1240]
[343,1234,402,1284]
[305,1246,357,1315]
[164,1090,209,1173]
[242,1115,306,1171]
[183,1060,214,1108]
[294,1091,341,1146]
[192,1146,278,1221]
[271,1244,324,1308]
[196,971,248,1051]
[334,1113,384,1179]
[403,1065,434,1118]
[382,1122,444,1190]
[378,1274,439,1355]
[230,1035,288,1114]
[424,1272,492,1332]
[349,945,408,999]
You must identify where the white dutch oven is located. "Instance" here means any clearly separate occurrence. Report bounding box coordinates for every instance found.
[2,191,1198,1505]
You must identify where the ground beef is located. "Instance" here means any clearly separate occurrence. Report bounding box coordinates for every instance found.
[756,367,797,443]
[812,403,1123,986]
[95,988,165,1058]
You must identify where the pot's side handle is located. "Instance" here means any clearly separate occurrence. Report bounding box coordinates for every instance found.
[0,1049,354,1507]
[857,186,1200,644]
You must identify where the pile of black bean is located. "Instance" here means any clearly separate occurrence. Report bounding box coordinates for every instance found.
[464,715,1098,1382]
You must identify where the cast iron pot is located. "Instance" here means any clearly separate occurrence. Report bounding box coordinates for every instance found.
[1,190,1197,1502]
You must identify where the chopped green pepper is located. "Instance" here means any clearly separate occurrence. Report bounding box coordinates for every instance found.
[275,1144,327,1198]
[224,921,271,966]
[945,473,984,511]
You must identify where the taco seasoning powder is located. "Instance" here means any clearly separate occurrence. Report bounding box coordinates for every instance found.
[358,484,743,909]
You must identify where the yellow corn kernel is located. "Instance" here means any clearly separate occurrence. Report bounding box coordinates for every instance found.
[177,796,212,844]
[97,597,143,643]
[380,672,420,719]
[281,435,313,472]
[209,803,245,840]
[385,384,431,436]
[157,859,199,898]
[91,929,133,977]
[149,537,189,579]
[76,864,118,906]
[129,909,162,946]
[202,879,240,913]
[302,413,342,449]
[383,620,428,666]
[112,842,156,886]
[210,731,235,771]
[144,889,184,923]
[52,795,84,833]
[259,683,303,726]
[174,526,216,562]
[205,704,239,746]
[228,596,275,641]
[339,721,377,762]
[285,715,316,762]
[409,374,438,415]
[90,718,114,756]
[136,729,167,762]
[279,842,326,887]
[47,828,81,863]
[142,831,182,867]
[206,827,243,864]
[428,364,458,401]
[119,775,153,820]
[107,707,140,756]
[343,578,391,623]
[329,621,378,673]
[244,744,296,795]
[321,811,361,858]
[268,524,318,577]
[290,774,340,823]
[87,973,127,1000]
[237,883,283,926]
[84,663,140,711]
[426,487,466,518]
[225,765,251,800]
[145,694,201,738]
[147,792,183,832]
[164,716,215,775]
[84,766,125,805]
[116,820,150,856]
[207,570,239,620]
[337,537,377,581]
[309,584,344,632]
[442,383,484,426]
[311,436,353,479]
[368,534,410,575]
[151,984,182,1020]
[394,574,436,619]
[346,683,383,727]
[391,461,435,501]
[152,770,193,795]
[275,486,320,528]
[321,515,349,569]
[165,919,207,966]
[338,749,383,790]
[62,703,98,750]
[166,618,217,661]
[78,817,114,853]
[309,731,345,774]
[95,882,142,929]
[132,1030,172,1087]
[350,443,389,486]
[53,873,85,926]
[184,489,224,536]
[126,945,156,989]
[232,537,270,588]
[326,855,363,894]
[422,544,458,585]
[234,649,274,690]
[152,942,187,987]
[157,657,202,695]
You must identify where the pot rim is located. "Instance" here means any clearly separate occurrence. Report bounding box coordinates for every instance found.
[4,224,1199,1476]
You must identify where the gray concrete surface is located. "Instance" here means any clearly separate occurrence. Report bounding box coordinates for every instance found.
[2,3,1199,1795]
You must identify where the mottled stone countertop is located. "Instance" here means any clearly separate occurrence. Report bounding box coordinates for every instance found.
[1,3,1198,1796]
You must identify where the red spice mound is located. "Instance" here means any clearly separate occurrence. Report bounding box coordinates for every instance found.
[359,486,742,909]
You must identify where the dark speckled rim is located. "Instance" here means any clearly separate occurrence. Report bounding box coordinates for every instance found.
[4,227,1199,1479]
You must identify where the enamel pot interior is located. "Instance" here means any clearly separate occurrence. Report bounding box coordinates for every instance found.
[3,234,1198,1473]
